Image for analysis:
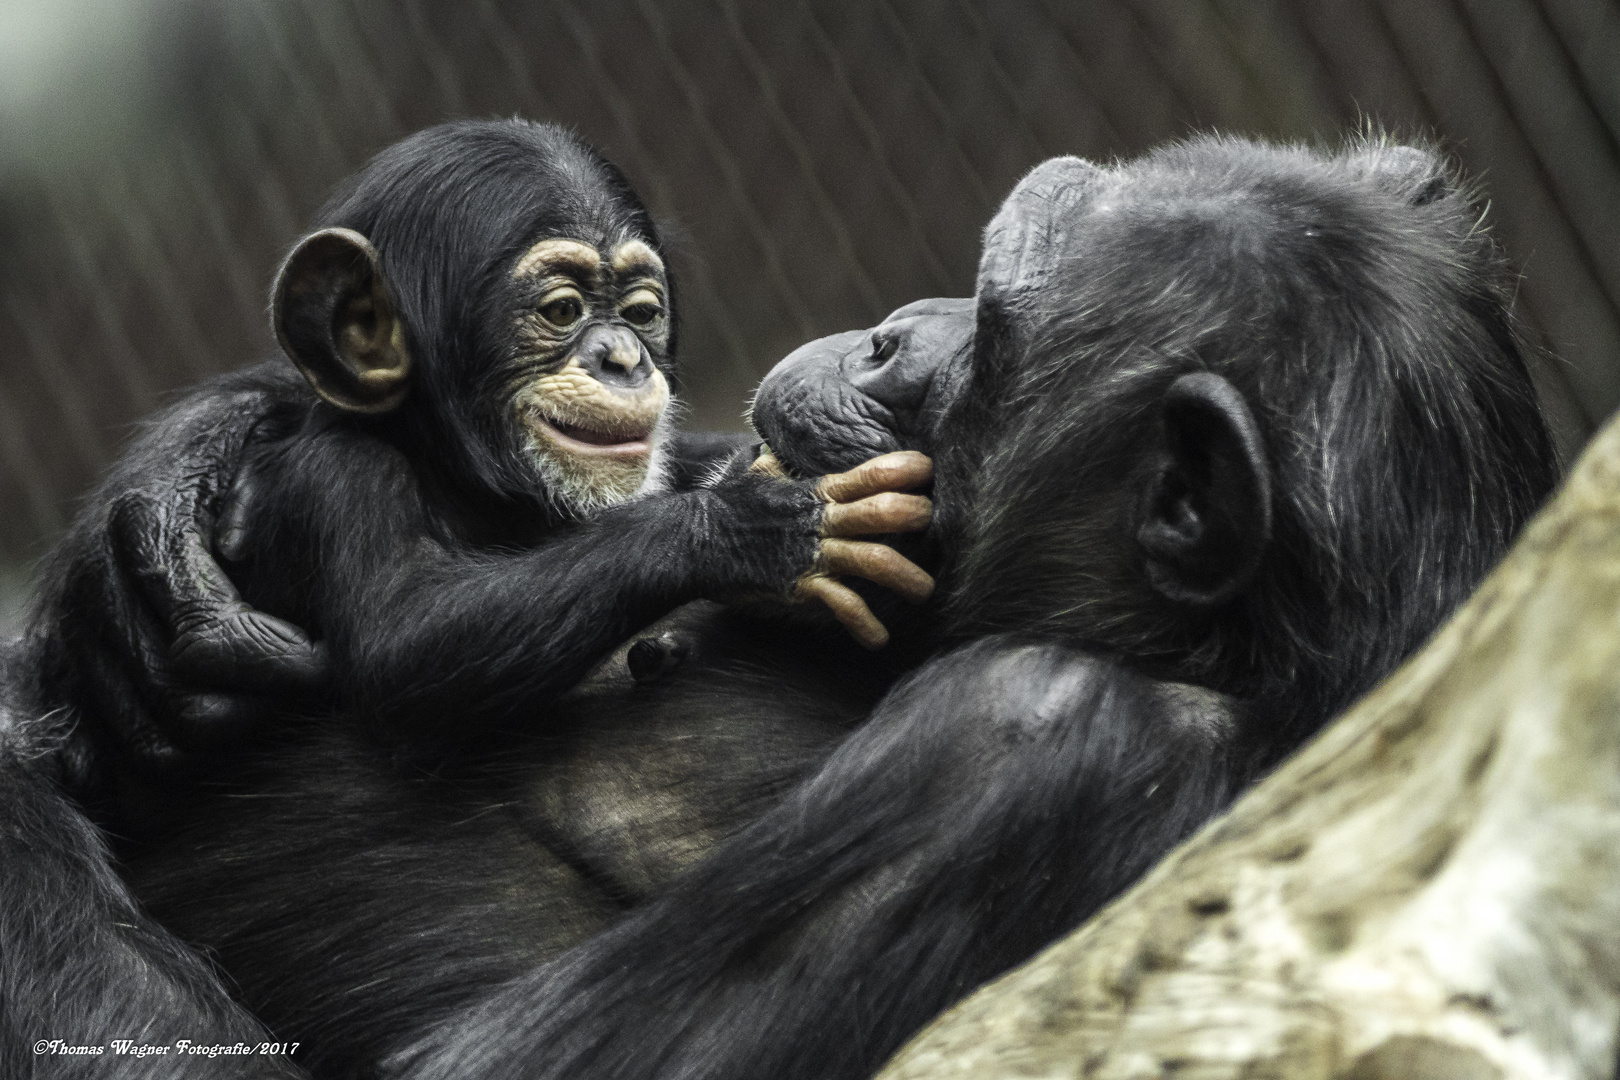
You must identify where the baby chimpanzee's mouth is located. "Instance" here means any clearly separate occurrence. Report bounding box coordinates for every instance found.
[512,368,669,462]
[527,410,656,457]
[549,417,647,446]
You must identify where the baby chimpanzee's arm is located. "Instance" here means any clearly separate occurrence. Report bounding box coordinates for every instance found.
[233,421,930,744]
[24,375,770,782]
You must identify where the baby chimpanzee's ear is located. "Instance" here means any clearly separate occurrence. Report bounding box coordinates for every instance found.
[1135,371,1272,609]
[273,227,412,413]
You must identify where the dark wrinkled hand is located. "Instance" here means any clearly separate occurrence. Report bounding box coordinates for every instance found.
[51,395,331,778]
[103,471,328,767]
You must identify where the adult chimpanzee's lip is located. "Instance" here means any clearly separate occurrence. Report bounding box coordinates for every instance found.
[530,413,653,457]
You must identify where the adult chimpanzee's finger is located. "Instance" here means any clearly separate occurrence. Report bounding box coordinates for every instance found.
[213,460,260,562]
[77,640,188,779]
[795,576,889,650]
[816,538,936,603]
[170,608,330,698]
[820,492,933,538]
[85,597,262,760]
[747,444,789,479]
[107,490,238,629]
[816,451,933,504]
[93,587,286,754]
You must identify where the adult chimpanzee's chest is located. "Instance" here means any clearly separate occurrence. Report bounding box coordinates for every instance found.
[506,601,897,905]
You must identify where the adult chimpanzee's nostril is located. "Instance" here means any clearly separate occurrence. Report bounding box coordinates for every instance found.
[628,632,690,684]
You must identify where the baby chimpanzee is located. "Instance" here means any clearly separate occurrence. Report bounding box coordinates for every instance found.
[34,119,934,771]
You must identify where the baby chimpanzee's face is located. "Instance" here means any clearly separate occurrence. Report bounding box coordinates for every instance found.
[505,235,675,513]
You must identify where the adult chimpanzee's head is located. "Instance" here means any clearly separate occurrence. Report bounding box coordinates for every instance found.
[272,120,675,517]
[755,136,1559,741]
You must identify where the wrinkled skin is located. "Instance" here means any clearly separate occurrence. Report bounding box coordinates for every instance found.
[752,295,974,477]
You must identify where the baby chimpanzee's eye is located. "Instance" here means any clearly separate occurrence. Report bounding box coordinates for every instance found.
[619,287,665,327]
[540,293,584,328]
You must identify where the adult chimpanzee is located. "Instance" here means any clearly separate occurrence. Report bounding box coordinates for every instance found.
[15,135,1557,1080]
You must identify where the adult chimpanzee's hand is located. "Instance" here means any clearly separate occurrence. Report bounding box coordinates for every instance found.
[41,373,332,779]
[103,463,332,758]
[754,448,936,649]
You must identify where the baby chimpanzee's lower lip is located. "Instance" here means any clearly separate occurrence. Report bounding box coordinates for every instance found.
[531,413,653,457]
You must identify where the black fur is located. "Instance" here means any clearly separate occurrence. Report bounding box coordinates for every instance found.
[0,647,299,1079]
[1,120,857,1074]
[933,138,1557,763]
[32,120,842,754]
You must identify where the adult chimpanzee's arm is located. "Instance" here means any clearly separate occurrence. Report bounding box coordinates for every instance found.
[0,705,305,1079]
[26,362,329,787]
[382,637,1241,1080]
[257,428,931,742]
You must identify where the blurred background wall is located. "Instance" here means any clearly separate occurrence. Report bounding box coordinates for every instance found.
[0,0,1616,629]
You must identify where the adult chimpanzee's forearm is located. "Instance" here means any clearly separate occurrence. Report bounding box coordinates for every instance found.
[382,638,1241,1080]
[335,475,824,738]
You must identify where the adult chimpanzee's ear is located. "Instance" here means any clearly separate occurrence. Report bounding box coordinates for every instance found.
[1135,372,1272,608]
[273,227,412,413]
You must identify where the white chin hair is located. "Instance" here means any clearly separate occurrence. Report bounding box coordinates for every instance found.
[524,412,674,516]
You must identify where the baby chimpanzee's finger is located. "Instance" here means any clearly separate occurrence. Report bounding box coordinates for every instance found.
[816,451,933,504]
[816,539,935,603]
[821,492,932,538]
[795,576,889,650]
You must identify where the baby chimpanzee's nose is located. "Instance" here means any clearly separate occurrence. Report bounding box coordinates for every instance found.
[576,324,653,389]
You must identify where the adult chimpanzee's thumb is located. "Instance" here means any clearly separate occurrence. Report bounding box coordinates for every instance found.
[169,607,331,699]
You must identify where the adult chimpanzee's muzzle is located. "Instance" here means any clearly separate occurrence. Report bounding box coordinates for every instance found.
[750,297,975,478]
